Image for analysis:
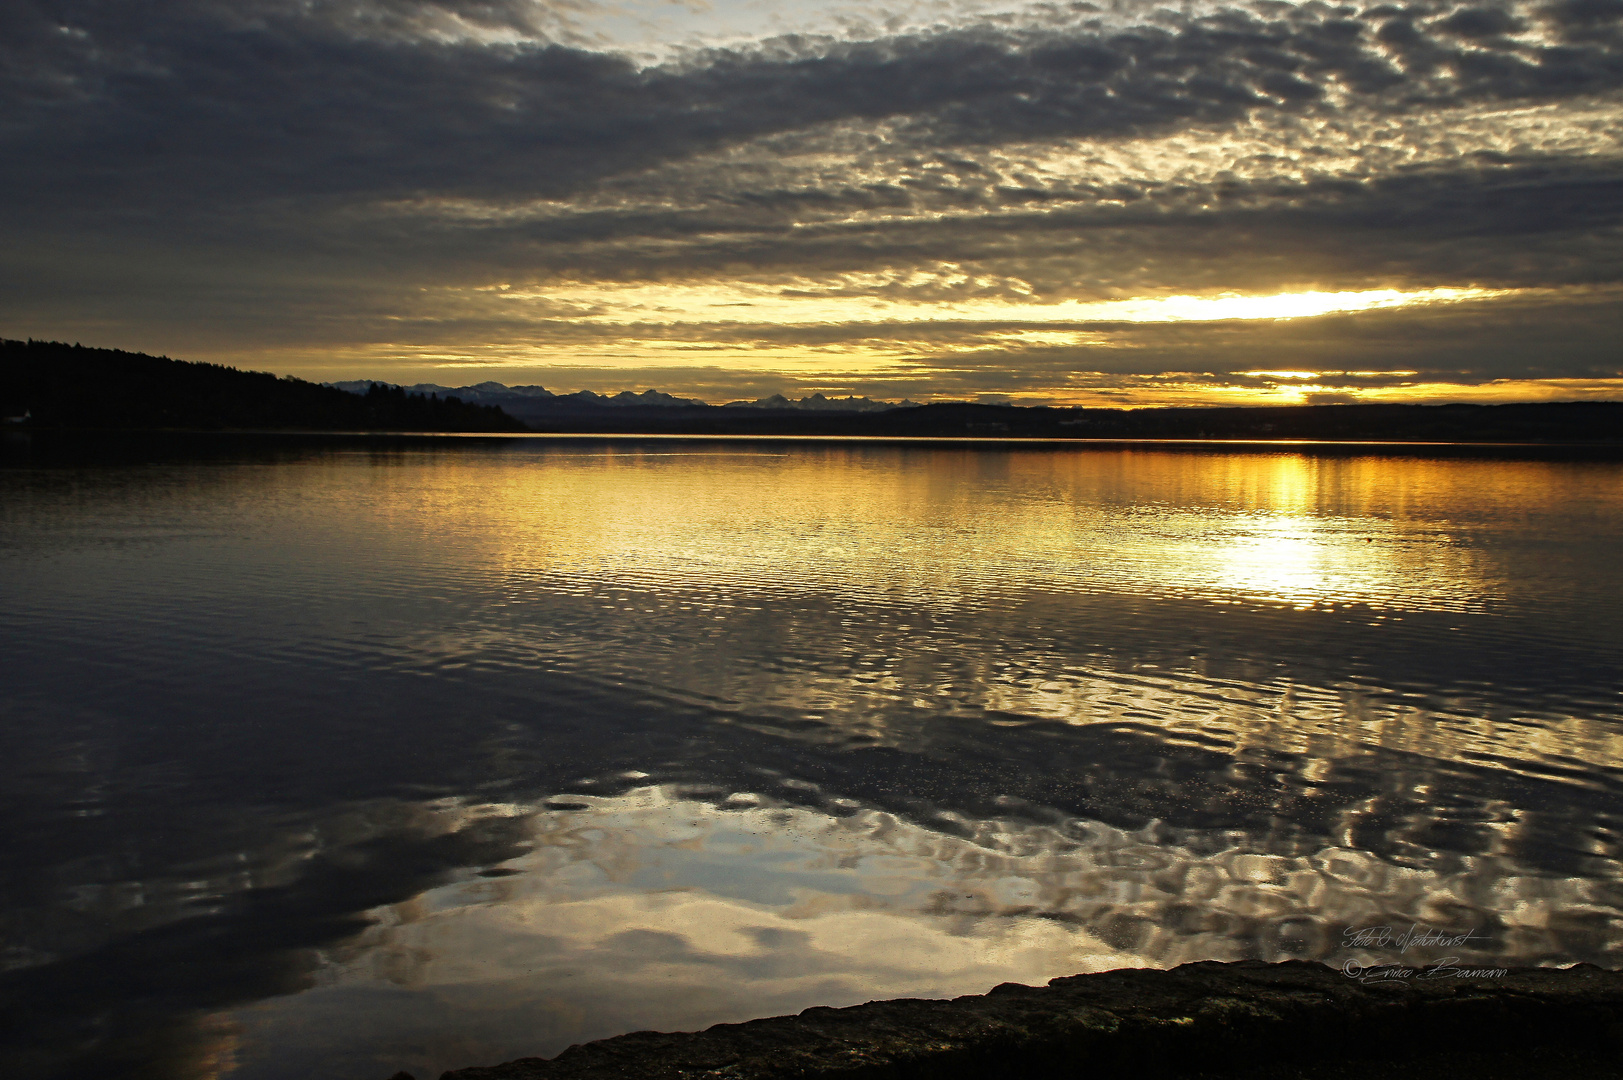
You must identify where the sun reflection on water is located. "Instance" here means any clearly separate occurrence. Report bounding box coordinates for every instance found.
[400,445,1533,615]
[356,445,1620,776]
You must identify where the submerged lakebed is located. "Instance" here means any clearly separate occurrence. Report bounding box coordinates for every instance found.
[2,433,1621,1079]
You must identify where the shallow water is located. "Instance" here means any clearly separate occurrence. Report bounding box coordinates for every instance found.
[2,435,1621,1079]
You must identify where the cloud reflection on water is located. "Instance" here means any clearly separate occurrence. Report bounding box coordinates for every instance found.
[230,778,1623,1078]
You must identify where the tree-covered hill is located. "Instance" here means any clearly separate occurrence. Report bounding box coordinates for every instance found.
[0,340,527,432]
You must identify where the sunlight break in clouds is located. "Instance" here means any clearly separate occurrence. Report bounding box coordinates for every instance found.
[485,283,1514,327]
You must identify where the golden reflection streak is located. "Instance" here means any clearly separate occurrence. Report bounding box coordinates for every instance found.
[421,448,1515,612]
[973,666,1623,782]
[380,448,1623,777]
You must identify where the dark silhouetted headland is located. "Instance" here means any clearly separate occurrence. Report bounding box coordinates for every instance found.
[0,340,525,432]
[481,398,1623,442]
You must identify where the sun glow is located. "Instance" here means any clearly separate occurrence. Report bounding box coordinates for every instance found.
[254,279,1620,408]
[483,282,1515,328]
[1243,370,1421,380]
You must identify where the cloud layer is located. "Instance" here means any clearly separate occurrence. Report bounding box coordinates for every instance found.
[3,0,1620,400]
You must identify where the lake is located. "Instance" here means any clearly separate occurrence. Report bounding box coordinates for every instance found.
[3,434,1621,1079]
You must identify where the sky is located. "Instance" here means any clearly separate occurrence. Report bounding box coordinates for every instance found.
[2,0,1621,405]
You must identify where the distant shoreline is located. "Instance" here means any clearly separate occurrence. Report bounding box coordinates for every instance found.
[5,339,1621,445]
[9,428,1623,466]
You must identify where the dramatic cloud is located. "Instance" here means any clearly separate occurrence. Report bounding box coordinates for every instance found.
[2,0,1620,400]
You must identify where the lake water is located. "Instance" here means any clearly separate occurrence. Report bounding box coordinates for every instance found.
[3,434,1622,1080]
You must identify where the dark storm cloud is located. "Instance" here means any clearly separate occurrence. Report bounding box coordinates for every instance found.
[4,0,1622,212]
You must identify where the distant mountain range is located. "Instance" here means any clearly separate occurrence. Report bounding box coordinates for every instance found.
[327,380,706,411]
[325,380,916,425]
[725,393,919,413]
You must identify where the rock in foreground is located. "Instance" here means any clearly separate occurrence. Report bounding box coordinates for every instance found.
[395,960,1623,1079]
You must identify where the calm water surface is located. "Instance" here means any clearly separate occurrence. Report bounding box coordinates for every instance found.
[2,435,1622,1079]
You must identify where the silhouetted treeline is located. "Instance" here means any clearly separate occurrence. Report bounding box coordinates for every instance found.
[502,399,1623,443]
[874,400,1623,442]
[0,339,526,432]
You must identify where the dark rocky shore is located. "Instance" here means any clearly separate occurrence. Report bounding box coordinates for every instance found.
[387,960,1623,1080]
